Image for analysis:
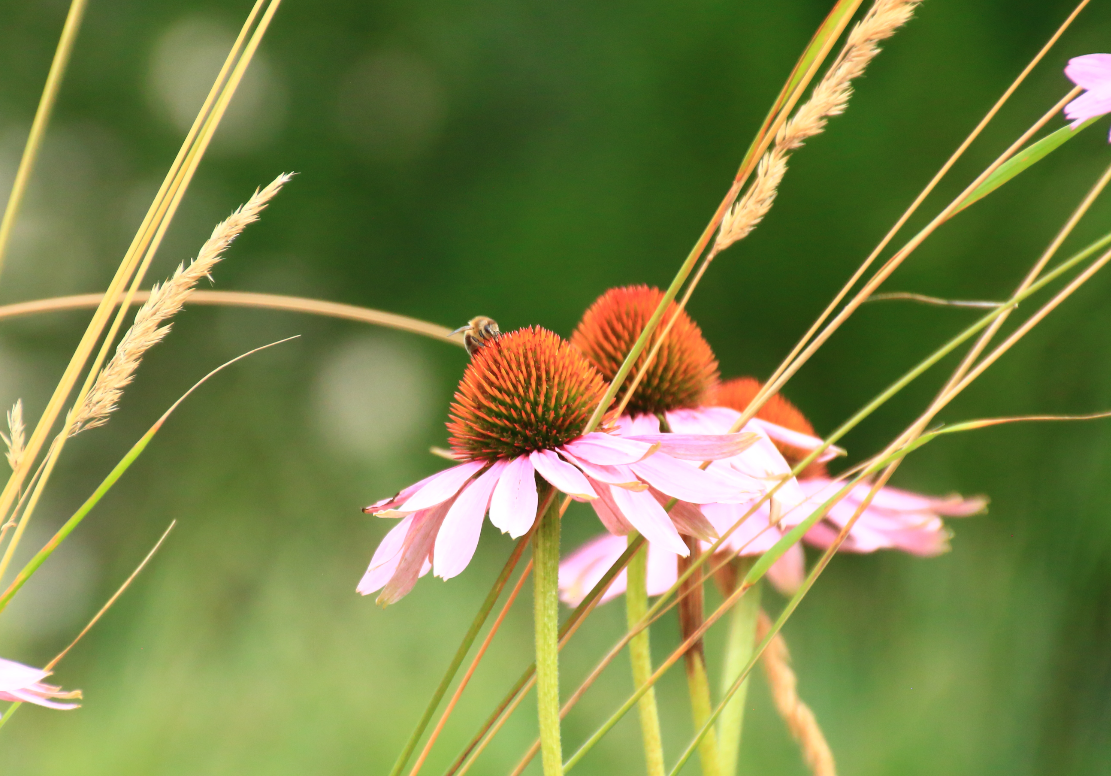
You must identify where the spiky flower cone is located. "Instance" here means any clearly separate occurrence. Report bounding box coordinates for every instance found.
[571,285,719,416]
[712,377,827,478]
[448,326,609,462]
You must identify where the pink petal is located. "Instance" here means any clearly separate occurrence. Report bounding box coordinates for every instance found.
[434,463,507,579]
[702,502,783,554]
[1064,87,1111,125]
[559,534,628,606]
[1065,54,1111,89]
[357,515,416,596]
[644,540,680,596]
[666,407,739,434]
[559,451,645,489]
[0,658,49,692]
[388,461,485,515]
[615,413,661,436]
[749,418,845,462]
[3,688,80,710]
[765,543,805,596]
[564,432,658,465]
[530,450,597,499]
[632,453,754,504]
[489,455,538,538]
[655,494,718,542]
[379,500,456,603]
[610,485,689,556]
[590,482,636,535]
[624,432,758,461]
[364,470,442,514]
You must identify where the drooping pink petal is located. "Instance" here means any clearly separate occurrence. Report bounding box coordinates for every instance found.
[433,462,507,579]
[357,514,416,595]
[765,543,805,596]
[364,470,442,514]
[702,502,783,555]
[631,453,753,504]
[384,461,485,516]
[1065,54,1111,90]
[558,534,627,606]
[377,499,457,603]
[489,455,538,538]
[590,482,636,535]
[0,658,79,710]
[653,493,718,542]
[610,485,689,556]
[530,450,597,499]
[564,432,658,465]
[624,432,758,461]
[1064,87,1111,127]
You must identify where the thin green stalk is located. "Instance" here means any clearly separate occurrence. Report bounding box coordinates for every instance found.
[627,535,666,776]
[685,655,722,776]
[718,563,760,776]
[0,0,89,286]
[532,492,563,776]
[387,532,534,776]
[678,538,722,776]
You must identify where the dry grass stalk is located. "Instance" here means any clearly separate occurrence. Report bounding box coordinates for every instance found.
[69,173,292,435]
[715,0,921,253]
[1,400,24,471]
[757,609,836,776]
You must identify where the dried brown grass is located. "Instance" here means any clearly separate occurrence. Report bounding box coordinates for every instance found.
[69,173,292,435]
[715,0,921,253]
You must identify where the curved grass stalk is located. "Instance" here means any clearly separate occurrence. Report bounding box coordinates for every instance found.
[0,338,296,612]
[0,0,280,582]
[0,0,90,286]
[627,536,667,776]
[717,564,760,775]
[0,520,176,732]
[0,291,461,346]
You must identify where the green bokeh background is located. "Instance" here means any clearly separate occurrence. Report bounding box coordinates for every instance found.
[1,0,1109,773]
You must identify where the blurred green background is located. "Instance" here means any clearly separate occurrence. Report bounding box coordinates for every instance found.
[0,0,1110,773]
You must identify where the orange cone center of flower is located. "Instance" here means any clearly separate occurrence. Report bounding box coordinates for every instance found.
[447,326,609,462]
[571,285,719,417]
[712,377,827,479]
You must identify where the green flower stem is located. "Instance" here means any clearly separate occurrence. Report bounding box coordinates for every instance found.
[627,535,666,776]
[677,538,721,776]
[532,492,563,776]
[718,562,761,776]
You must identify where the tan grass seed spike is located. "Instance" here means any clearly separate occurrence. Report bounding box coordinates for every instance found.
[1,401,24,472]
[70,173,292,435]
[715,0,921,254]
[757,610,836,776]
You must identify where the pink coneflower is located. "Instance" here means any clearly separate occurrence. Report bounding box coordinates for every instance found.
[560,376,984,603]
[571,287,838,519]
[1064,54,1111,138]
[359,326,757,605]
[0,657,81,710]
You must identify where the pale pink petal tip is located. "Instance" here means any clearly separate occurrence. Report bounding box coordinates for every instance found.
[0,657,81,710]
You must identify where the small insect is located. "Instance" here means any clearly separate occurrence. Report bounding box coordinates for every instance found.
[450,316,501,357]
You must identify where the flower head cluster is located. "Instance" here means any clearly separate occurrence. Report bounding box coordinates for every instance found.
[561,375,984,605]
[360,326,756,605]
[0,657,80,710]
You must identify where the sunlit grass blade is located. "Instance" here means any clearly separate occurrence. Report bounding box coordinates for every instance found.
[0,520,176,732]
[0,338,296,612]
[0,291,462,347]
[955,117,1098,213]
[0,0,89,286]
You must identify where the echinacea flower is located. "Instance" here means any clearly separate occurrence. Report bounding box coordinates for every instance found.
[0,657,81,709]
[560,376,984,605]
[359,326,758,605]
[1064,54,1111,138]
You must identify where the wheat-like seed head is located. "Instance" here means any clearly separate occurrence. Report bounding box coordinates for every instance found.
[715,0,921,253]
[1,399,24,471]
[69,173,293,435]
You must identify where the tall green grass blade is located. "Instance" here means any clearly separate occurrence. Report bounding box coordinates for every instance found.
[0,338,295,613]
[956,117,1098,213]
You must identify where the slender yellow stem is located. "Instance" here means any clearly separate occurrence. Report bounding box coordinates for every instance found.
[0,0,90,286]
